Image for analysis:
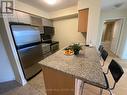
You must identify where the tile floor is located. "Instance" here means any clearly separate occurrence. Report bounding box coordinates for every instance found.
[0,49,127,95]
[0,72,47,95]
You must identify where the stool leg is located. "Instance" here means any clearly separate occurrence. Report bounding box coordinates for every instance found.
[80,82,85,95]
[101,61,105,67]
[108,89,113,95]
[100,88,103,95]
[105,69,109,75]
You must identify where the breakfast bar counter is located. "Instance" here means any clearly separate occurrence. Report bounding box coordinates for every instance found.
[39,46,107,95]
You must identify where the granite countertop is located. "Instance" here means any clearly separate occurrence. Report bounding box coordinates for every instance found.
[39,45,107,89]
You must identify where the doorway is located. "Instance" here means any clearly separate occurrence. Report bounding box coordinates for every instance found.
[101,19,123,56]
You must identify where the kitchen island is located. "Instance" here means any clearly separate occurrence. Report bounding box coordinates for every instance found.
[39,45,107,95]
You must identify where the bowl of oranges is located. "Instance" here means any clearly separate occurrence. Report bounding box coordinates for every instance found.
[64,47,74,56]
[64,44,82,55]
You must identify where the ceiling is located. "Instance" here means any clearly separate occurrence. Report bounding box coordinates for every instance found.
[101,0,127,10]
[18,0,127,12]
[18,0,78,12]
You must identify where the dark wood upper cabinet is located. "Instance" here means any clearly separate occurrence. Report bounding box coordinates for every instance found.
[78,8,89,32]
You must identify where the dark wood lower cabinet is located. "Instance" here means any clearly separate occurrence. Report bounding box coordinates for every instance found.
[42,66,75,95]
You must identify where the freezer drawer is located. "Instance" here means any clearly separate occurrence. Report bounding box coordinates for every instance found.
[18,44,43,80]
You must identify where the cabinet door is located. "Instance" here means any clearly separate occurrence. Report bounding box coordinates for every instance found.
[31,16,42,26]
[42,18,53,26]
[16,11,31,24]
[42,66,75,95]
[78,9,89,32]
[31,16,43,33]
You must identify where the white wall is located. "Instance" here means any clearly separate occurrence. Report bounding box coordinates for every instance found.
[52,0,101,48]
[14,0,78,19]
[78,0,101,47]
[122,36,127,59]
[111,20,123,54]
[97,9,127,59]
[15,0,50,18]
[0,35,15,83]
[119,18,127,59]
[1,15,27,85]
[97,9,127,47]
[50,6,78,19]
[53,17,86,49]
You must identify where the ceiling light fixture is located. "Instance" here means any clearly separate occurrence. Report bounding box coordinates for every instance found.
[43,0,57,5]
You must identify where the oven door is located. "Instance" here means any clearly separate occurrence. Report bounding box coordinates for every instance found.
[51,43,59,52]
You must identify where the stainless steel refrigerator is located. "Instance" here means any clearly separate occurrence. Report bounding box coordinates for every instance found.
[10,23,42,80]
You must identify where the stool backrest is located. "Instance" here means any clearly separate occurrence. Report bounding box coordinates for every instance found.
[98,45,103,53]
[109,59,124,83]
[101,49,108,61]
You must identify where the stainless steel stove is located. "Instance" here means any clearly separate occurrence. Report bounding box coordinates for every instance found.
[41,35,59,53]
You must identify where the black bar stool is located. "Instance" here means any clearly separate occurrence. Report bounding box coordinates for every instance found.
[98,45,104,54]
[100,49,108,66]
[100,59,124,95]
